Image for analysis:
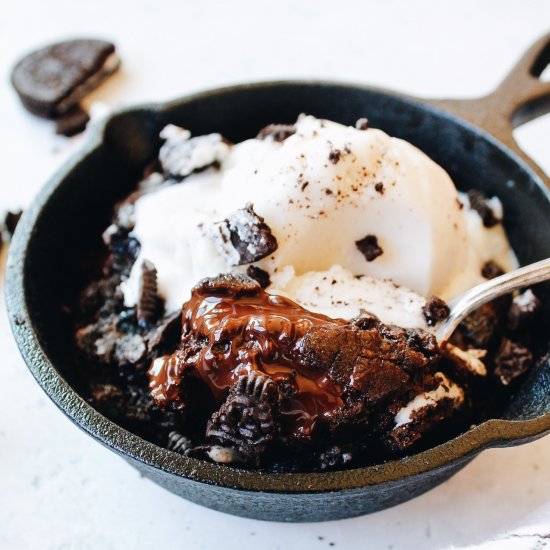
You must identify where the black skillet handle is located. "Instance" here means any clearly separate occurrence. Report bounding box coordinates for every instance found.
[425,32,550,187]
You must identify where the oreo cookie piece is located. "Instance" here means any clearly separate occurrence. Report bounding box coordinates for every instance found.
[256,124,296,142]
[494,338,533,385]
[55,104,90,137]
[355,117,369,130]
[136,260,162,324]
[206,372,280,465]
[507,289,541,332]
[167,431,192,455]
[11,39,120,118]
[246,265,271,288]
[159,125,230,179]
[459,303,499,347]
[467,189,501,228]
[208,203,278,265]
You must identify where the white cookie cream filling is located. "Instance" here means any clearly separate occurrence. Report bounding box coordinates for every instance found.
[394,372,465,427]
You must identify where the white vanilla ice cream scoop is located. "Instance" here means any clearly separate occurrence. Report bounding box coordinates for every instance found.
[120,115,517,330]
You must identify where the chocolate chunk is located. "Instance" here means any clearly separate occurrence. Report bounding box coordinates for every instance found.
[422,295,450,327]
[355,234,383,262]
[207,373,280,464]
[460,303,499,347]
[159,125,229,179]
[328,149,341,164]
[467,189,500,228]
[137,260,162,323]
[481,260,504,279]
[11,39,119,118]
[507,289,541,332]
[494,338,533,385]
[246,265,271,288]
[256,124,296,142]
[167,431,192,454]
[374,182,384,194]
[55,104,90,136]
[209,203,278,265]
[355,117,369,130]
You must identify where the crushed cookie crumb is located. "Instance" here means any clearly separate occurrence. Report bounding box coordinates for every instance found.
[328,149,341,164]
[422,296,450,326]
[356,235,383,262]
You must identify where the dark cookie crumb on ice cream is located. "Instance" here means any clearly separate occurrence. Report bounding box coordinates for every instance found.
[257,123,296,142]
[246,265,271,288]
[422,295,450,326]
[209,203,278,265]
[355,234,383,262]
[467,189,501,228]
[481,260,504,279]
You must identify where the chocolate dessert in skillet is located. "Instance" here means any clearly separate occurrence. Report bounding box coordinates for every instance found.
[71,115,546,471]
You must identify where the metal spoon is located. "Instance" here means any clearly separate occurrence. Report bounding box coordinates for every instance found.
[435,257,550,344]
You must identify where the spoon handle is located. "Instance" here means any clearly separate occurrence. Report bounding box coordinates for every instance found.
[436,257,550,343]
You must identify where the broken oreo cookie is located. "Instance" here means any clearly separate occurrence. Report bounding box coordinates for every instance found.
[355,117,369,130]
[507,289,541,332]
[494,338,533,385]
[136,260,162,324]
[11,39,119,119]
[159,125,230,179]
[256,123,296,142]
[246,265,271,288]
[55,105,90,137]
[207,372,280,464]
[209,203,278,265]
[467,189,501,228]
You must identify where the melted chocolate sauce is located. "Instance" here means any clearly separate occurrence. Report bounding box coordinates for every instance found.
[148,280,349,440]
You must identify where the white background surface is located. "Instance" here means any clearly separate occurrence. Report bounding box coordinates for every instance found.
[1,1,550,549]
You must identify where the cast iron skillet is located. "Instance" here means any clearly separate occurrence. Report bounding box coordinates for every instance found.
[6,34,550,522]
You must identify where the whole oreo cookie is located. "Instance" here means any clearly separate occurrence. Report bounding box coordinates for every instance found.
[11,39,120,119]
